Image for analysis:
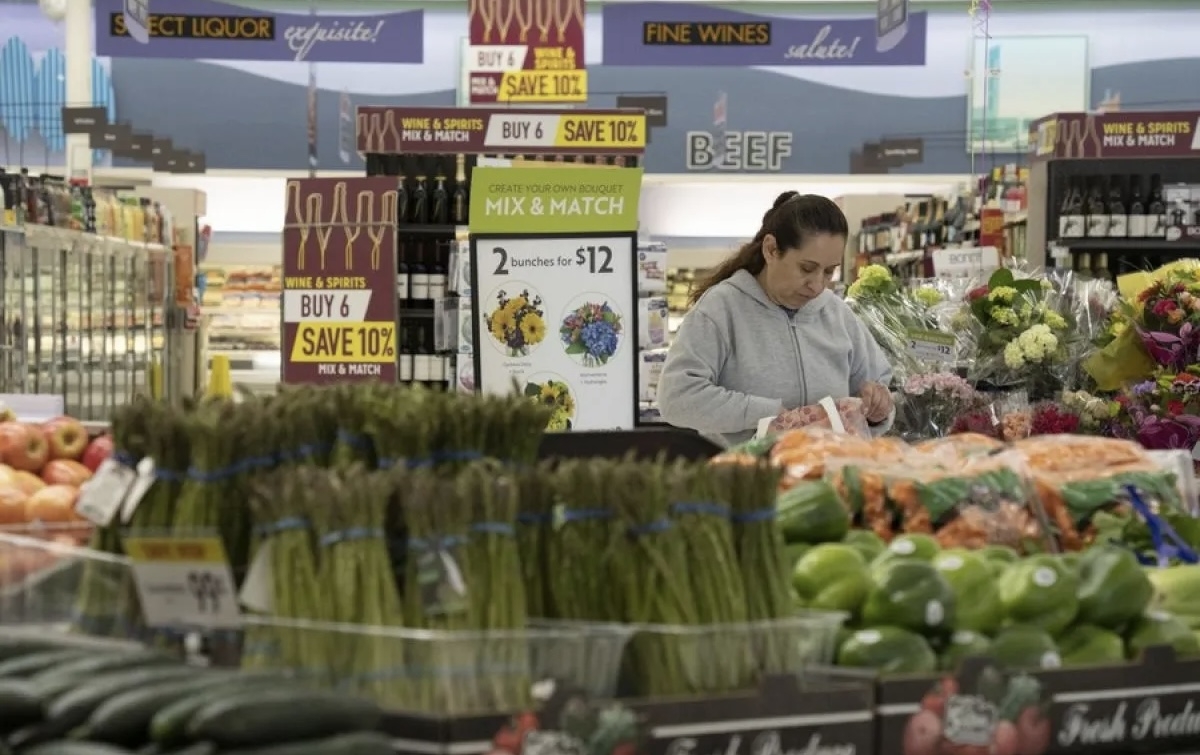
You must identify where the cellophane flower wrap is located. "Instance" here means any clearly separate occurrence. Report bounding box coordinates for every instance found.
[1085,261,1200,391]
[846,265,961,381]
[894,371,982,441]
[1108,370,1200,457]
[959,268,1080,400]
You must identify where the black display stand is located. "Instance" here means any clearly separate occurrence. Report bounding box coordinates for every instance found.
[1026,110,1200,278]
[536,427,722,461]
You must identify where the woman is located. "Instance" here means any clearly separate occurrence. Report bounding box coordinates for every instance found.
[657,191,894,447]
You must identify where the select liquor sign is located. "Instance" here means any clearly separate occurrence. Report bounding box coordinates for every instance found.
[281,177,400,385]
[466,0,586,104]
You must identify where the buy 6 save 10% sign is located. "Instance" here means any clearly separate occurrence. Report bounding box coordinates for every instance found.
[490,244,616,276]
[287,290,397,375]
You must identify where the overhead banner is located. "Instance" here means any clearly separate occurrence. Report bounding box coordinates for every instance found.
[93,0,424,63]
[467,0,586,104]
[601,2,926,67]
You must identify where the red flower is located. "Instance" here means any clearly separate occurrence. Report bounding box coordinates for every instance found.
[1115,394,1130,406]
[1177,373,1198,383]
[1031,405,1080,435]
[967,285,990,302]
[1168,400,1186,415]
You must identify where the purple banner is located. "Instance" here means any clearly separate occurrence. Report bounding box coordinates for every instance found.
[602,2,925,67]
[94,0,423,63]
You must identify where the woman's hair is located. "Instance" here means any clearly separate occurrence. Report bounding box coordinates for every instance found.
[689,192,849,305]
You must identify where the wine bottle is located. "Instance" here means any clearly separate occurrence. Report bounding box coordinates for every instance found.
[410,244,430,301]
[1093,252,1109,281]
[1127,177,1147,237]
[413,325,433,383]
[396,175,409,225]
[411,175,429,224]
[439,354,452,385]
[614,155,627,167]
[1086,179,1108,238]
[396,254,410,303]
[1075,251,1093,279]
[398,323,414,383]
[431,173,449,224]
[1107,176,1128,238]
[1058,180,1082,239]
[1148,174,1167,238]
[428,245,447,301]
[451,155,468,225]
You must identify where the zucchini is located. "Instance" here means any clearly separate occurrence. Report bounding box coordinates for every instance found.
[84,674,233,746]
[7,721,64,749]
[22,743,135,755]
[150,677,295,748]
[44,667,204,737]
[0,649,94,679]
[0,637,80,663]
[37,663,199,707]
[219,732,395,755]
[0,680,42,734]
[31,650,176,689]
[187,690,382,748]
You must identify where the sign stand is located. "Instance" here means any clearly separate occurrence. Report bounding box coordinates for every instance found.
[469,165,644,432]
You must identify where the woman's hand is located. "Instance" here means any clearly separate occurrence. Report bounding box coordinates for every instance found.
[858,381,894,424]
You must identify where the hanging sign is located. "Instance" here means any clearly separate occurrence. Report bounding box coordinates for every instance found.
[125,536,241,629]
[123,0,151,44]
[467,0,586,104]
[470,166,642,432]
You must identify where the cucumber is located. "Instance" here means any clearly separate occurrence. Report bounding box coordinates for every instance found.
[150,677,295,748]
[22,743,135,755]
[160,745,215,755]
[84,674,233,746]
[187,690,382,748]
[44,666,204,738]
[0,649,95,678]
[219,732,395,755]
[0,637,81,663]
[7,720,64,749]
[31,650,176,689]
[0,680,42,733]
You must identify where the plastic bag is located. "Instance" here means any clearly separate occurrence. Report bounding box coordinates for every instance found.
[824,457,907,542]
[758,396,870,439]
[1013,435,1149,475]
[769,427,908,489]
[914,433,1004,460]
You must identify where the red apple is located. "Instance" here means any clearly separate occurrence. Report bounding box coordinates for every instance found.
[0,423,49,473]
[0,487,28,526]
[10,472,45,496]
[42,459,92,487]
[25,484,79,525]
[80,435,114,473]
[42,417,88,461]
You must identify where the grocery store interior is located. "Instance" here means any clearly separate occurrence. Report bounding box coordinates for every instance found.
[3,0,1200,752]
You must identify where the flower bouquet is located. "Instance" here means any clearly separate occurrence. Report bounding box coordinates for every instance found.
[1108,370,1200,455]
[524,377,576,431]
[894,371,982,441]
[560,301,623,367]
[487,289,546,357]
[846,265,958,379]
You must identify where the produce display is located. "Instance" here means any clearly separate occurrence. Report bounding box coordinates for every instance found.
[748,426,1200,675]
[56,385,839,717]
[0,411,113,588]
[0,634,392,753]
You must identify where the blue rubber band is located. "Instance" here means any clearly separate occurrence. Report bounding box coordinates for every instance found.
[406,457,436,469]
[154,468,185,482]
[377,457,399,470]
[112,450,138,467]
[560,508,612,522]
[435,450,485,463]
[408,535,468,551]
[670,501,731,518]
[255,516,311,537]
[629,519,672,536]
[320,527,385,548]
[336,429,373,450]
[732,508,777,523]
[471,522,515,536]
[517,512,551,525]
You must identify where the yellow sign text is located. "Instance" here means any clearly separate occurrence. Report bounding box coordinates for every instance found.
[498,71,588,103]
[125,537,229,564]
[642,21,771,45]
[553,114,646,149]
[111,14,274,40]
[290,321,396,363]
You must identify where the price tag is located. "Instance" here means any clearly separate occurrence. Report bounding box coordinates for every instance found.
[125,536,241,629]
[907,328,956,362]
[120,457,157,524]
[75,458,136,526]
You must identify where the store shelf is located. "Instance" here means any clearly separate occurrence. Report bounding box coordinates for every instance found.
[1049,238,1200,253]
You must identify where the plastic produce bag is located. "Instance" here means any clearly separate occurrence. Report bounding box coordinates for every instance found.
[757,396,870,439]
[914,432,1004,460]
[769,427,909,489]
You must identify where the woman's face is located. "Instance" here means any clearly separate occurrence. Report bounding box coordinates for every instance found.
[761,232,845,308]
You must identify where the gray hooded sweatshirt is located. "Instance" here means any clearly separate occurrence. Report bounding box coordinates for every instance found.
[657,269,893,447]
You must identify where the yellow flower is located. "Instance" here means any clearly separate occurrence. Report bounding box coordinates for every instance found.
[990,306,1018,326]
[1043,311,1067,330]
[520,313,546,345]
[561,392,576,416]
[1111,320,1128,336]
[505,296,529,314]
[1169,308,1186,325]
[539,383,559,402]
[847,264,891,298]
[913,286,943,307]
[988,286,1017,303]
[490,309,515,342]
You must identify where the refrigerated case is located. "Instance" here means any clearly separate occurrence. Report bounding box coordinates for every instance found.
[0,224,173,420]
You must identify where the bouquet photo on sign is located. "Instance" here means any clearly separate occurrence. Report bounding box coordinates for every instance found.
[486,287,547,357]
[524,375,576,431]
[559,299,623,367]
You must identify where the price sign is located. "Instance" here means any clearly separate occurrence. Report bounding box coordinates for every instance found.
[75,458,136,526]
[574,245,615,274]
[124,536,241,629]
[906,328,956,362]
